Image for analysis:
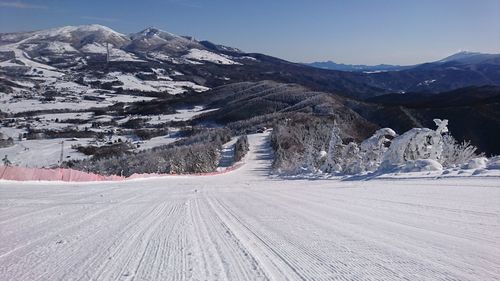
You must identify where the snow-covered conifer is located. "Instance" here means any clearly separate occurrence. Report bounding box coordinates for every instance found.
[360,128,397,171]
[322,124,344,173]
[342,142,362,174]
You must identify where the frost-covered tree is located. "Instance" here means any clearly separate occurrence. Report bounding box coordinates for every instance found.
[440,134,481,167]
[270,115,332,174]
[66,128,230,176]
[301,139,318,173]
[381,119,449,169]
[360,128,397,172]
[342,142,363,174]
[433,119,449,134]
[322,125,344,173]
[234,135,250,162]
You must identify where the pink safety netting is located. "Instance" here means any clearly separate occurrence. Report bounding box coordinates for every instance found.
[0,163,243,182]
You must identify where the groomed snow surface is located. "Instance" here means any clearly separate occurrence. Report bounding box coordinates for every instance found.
[1,134,499,280]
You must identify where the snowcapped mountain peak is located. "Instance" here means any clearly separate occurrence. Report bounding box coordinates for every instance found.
[138,27,166,36]
[434,50,500,65]
[140,27,162,36]
[72,24,126,36]
[128,27,203,53]
[64,24,117,32]
[439,51,484,62]
[0,24,131,49]
[29,24,126,40]
[132,27,181,41]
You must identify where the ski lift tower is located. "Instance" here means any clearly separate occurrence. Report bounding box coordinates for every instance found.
[106,42,110,64]
[59,140,64,166]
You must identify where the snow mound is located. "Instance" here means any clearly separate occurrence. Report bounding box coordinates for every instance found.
[464,157,488,170]
[399,159,443,173]
[486,156,500,170]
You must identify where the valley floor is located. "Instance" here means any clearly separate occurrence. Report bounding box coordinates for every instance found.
[0,134,499,280]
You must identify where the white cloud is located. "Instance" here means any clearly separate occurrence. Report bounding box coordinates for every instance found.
[0,1,47,9]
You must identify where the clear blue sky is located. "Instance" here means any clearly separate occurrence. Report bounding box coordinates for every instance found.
[1,0,499,65]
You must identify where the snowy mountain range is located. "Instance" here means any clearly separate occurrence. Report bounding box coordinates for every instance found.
[0,24,499,157]
[0,24,260,106]
[1,24,500,100]
[0,24,246,68]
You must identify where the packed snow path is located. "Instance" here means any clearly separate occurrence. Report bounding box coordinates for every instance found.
[1,133,499,281]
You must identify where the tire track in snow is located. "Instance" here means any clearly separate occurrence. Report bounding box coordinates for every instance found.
[272,186,500,244]
[0,192,143,261]
[220,191,420,280]
[243,189,498,280]
[1,133,499,281]
[214,196,366,280]
[187,194,269,281]
[0,184,131,225]
[92,202,179,280]
[207,196,309,281]
[74,202,176,281]
[32,197,166,281]
[0,193,154,281]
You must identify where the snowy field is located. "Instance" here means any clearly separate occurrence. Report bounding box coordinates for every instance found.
[0,105,221,168]
[147,106,219,125]
[0,134,499,280]
[0,138,91,168]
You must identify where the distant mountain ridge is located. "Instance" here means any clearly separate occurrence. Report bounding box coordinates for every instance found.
[307,61,408,72]
[307,51,500,73]
[437,51,500,63]
[1,24,500,100]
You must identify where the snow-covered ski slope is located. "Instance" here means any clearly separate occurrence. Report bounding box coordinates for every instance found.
[1,133,499,280]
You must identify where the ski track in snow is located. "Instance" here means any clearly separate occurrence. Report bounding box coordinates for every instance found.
[0,133,499,280]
